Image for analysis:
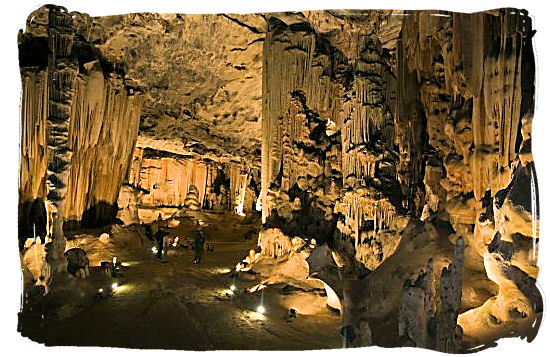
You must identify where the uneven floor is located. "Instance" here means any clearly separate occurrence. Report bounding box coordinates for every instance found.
[18,211,342,350]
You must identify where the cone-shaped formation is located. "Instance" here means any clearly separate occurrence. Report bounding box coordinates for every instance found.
[184,185,201,211]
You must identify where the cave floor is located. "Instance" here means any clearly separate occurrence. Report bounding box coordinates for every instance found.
[18,211,342,350]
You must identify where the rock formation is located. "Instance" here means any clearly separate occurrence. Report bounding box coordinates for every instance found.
[184,185,201,211]
[17,5,540,352]
[19,6,143,245]
[258,8,539,351]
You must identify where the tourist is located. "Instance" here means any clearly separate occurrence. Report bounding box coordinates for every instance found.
[192,220,205,264]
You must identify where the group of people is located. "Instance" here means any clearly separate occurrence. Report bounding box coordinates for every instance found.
[150,214,206,264]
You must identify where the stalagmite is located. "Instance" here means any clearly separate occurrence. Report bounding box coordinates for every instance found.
[184,185,201,211]
[436,238,465,353]
[128,149,209,207]
[43,5,77,281]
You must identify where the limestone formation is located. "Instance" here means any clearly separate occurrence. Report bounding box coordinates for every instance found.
[17,5,540,352]
[398,259,436,348]
[258,8,539,351]
[19,6,144,243]
[184,185,201,211]
[63,248,90,279]
[436,238,465,353]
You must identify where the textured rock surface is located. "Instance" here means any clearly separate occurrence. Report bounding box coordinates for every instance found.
[126,147,260,214]
[19,6,143,242]
[18,5,540,352]
[89,12,265,162]
[258,8,539,351]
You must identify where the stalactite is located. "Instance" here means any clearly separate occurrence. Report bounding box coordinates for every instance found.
[334,190,396,267]
[19,70,49,205]
[262,18,343,222]
[340,35,393,184]
[229,163,250,214]
[19,68,144,226]
[395,35,424,205]
[63,71,143,223]
[258,228,297,258]
[19,6,144,231]
[130,150,209,207]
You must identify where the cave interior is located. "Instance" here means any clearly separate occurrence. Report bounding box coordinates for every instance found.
[17,5,541,352]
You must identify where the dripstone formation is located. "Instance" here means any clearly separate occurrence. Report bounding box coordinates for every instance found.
[258,9,539,351]
[18,5,540,352]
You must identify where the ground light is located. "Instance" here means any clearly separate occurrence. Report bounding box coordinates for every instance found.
[98,288,104,293]
[230,284,236,291]
[111,282,118,289]
[256,305,265,314]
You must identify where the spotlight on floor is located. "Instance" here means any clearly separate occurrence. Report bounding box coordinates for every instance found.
[256,305,265,314]
[230,285,236,291]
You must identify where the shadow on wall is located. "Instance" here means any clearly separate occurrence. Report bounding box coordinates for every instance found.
[78,201,119,228]
[19,199,119,249]
[18,198,47,250]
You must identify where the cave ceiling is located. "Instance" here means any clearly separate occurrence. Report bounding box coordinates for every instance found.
[22,9,402,164]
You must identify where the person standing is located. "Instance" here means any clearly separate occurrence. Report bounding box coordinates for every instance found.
[154,214,169,259]
[193,220,205,264]
[155,228,169,260]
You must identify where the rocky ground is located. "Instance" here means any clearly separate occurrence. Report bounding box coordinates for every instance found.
[18,211,341,350]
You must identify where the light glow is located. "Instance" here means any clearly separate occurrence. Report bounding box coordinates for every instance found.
[172,237,179,247]
[230,284,236,291]
[111,282,118,289]
[235,262,252,272]
[256,305,265,314]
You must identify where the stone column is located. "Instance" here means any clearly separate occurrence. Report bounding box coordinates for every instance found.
[436,238,465,352]
[44,5,77,280]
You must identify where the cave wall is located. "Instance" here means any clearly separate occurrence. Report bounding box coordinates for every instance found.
[260,9,539,350]
[128,148,209,207]
[261,11,408,268]
[19,6,143,238]
[127,147,260,214]
[401,9,537,271]
[399,9,540,345]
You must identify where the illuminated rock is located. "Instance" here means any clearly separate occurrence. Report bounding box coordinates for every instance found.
[184,185,201,211]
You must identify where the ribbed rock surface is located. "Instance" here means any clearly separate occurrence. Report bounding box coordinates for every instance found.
[261,10,405,269]
[399,9,540,347]
[259,8,539,351]
[19,67,143,227]
[128,147,209,207]
[127,147,260,214]
[19,6,144,241]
